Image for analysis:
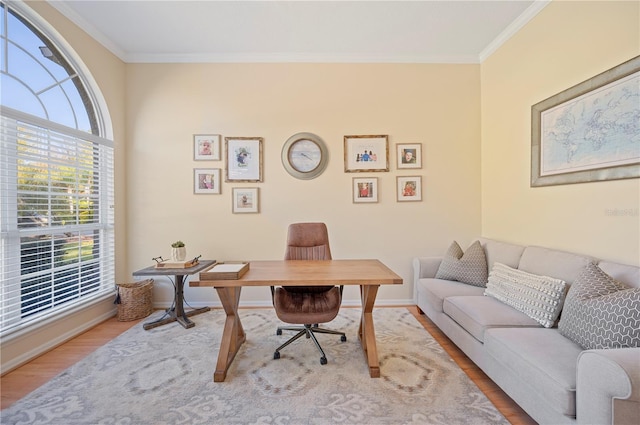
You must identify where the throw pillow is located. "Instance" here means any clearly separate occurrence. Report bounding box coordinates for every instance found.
[558,262,640,350]
[435,240,488,287]
[484,263,567,328]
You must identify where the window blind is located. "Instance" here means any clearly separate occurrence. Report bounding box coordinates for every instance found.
[0,108,115,336]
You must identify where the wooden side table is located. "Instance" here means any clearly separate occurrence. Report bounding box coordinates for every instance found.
[133,259,216,330]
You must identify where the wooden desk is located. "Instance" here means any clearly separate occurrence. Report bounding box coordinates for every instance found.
[133,260,216,330]
[190,259,403,382]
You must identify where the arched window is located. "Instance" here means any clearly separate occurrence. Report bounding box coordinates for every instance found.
[0,1,115,336]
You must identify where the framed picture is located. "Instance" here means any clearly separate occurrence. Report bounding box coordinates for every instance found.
[396,143,422,169]
[232,187,259,213]
[352,177,378,203]
[194,168,221,194]
[397,176,422,202]
[194,134,221,161]
[225,137,263,182]
[344,135,389,172]
[531,56,640,187]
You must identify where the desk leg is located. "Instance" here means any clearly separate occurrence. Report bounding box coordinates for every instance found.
[358,284,380,378]
[213,286,246,382]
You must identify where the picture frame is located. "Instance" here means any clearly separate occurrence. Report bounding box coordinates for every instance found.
[396,176,422,202]
[232,187,259,213]
[225,137,263,182]
[531,56,640,187]
[396,143,422,169]
[352,177,378,203]
[344,135,389,172]
[194,168,221,194]
[194,134,221,161]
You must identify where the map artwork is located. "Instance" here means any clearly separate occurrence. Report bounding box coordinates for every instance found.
[540,72,639,176]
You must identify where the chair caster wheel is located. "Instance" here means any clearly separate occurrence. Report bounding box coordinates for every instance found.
[340,335,347,342]
[274,351,281,360]
[276,329,282,335]
[320,357,327,365]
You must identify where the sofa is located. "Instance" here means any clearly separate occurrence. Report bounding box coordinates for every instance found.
[413,237,640,425]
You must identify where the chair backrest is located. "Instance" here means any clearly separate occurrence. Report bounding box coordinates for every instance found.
[285,222,332,261]
[284,223,332,294]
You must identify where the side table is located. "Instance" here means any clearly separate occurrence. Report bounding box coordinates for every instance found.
[133,259,216,330]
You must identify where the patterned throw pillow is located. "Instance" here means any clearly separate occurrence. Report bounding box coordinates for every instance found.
[484,263,567,328]
[435,240,488,287]
[558,262,640,350]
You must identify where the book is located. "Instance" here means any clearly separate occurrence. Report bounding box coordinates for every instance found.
[199,262,249,280]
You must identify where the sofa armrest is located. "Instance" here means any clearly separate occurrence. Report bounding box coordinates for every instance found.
[576,348,640,425]
[412,257,442,280]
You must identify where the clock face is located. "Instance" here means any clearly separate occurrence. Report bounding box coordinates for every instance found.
[288,139,322,172]
[281,132,329,180]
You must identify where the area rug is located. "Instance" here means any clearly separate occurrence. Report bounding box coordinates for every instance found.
[2,308,507,425]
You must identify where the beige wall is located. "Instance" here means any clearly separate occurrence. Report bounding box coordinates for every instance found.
[126,63,482,306]
[481,1,640,266]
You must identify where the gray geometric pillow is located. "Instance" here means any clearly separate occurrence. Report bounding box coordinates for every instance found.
[558,262,640,349]
[435,240,488,287]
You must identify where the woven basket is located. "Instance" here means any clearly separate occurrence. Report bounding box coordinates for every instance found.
[115,279,154,321]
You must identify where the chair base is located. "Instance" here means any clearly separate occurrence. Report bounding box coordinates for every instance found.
[274,324,346,365]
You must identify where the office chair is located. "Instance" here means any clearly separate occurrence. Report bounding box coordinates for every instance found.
[271,222,346,365]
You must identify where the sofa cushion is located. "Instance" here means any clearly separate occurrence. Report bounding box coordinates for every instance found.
[558,262,640,350]
[435,240,488,287]
[479,238,525,270]
[416,278,485,313]
[443,296,540,342]
[597,260,640,288]
[484,328,582,417]
[517,246,592,285]
[484,263,567,328]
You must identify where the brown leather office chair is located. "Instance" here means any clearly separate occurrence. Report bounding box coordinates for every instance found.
[271,223,346,365]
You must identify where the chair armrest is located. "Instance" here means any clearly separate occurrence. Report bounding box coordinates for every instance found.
[576,347,640,425]
[412,257,442,280]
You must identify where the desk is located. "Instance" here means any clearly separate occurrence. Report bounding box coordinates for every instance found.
[191,259,403,382]
[133,260,216,330]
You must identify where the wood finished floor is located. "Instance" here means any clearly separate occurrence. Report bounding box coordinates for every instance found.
[1,306,537,424]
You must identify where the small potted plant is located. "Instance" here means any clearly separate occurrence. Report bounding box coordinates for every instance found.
[171,240,186,261]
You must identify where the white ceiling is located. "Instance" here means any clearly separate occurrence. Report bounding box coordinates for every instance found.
[48,0,549,64]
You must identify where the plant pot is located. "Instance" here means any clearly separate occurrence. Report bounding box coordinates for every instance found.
[171,247,186,261]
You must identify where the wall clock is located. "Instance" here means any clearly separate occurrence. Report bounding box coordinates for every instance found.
[281,132,329,180]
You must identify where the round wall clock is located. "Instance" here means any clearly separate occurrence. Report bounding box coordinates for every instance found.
[281,132,329,180]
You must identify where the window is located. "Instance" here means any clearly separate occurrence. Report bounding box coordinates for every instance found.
[0,2,114,336]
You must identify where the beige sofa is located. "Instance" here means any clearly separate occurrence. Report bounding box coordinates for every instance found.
[413,238,640,425]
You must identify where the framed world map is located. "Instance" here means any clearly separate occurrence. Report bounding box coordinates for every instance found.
[531,56,640,187]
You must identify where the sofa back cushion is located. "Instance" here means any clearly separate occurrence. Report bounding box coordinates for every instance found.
[517,246,593,285]
[597,260,640,288]
[479,238,525,270]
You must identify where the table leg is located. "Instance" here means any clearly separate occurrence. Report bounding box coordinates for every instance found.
[358,284,380,378]
[213,286,246,382]
[143,274,210,330]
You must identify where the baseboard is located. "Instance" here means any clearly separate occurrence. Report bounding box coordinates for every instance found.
[153,298,415,309]
[1,309,116,375]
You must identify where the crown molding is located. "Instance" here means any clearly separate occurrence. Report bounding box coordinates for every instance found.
[47,0,128,61]
[479,0,551,63]
[123,52,481,64]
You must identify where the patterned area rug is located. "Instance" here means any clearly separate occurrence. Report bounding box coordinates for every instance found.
[2,308,507,425]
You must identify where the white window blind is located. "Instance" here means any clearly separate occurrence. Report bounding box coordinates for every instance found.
[0,108,115,336]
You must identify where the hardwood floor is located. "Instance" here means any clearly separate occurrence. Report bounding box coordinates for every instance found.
[408,306,537,425]
[1,306,537,424]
